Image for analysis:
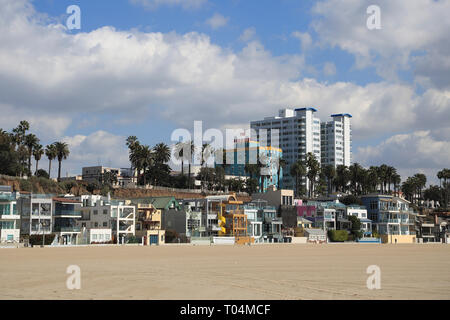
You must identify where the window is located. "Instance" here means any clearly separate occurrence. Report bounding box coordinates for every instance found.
[103,222,107,227]
[93,210,98,215]
[92,234,97,240]
[103,209,108,215]
[94,222,98,227]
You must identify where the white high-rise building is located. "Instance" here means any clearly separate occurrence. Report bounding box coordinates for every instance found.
[320,114,352,168]
[250,108,321,191]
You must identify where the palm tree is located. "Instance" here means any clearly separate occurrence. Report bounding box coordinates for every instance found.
[138,145,153,186]
[378,164,389,194]
[306,153,320,198]
[290,160,306,197]
[385,166,396,194]
[322,164,336,196]
[153,143,171,164]
[33,144,44,175]
[186,141,196,189]
[54,141,70,182]
[335,165,350,193]
[276,157,286,190]
[24,133,39,175]
[200,144,213,190]
[349,163,363,195]
[393,173,401,197]
[368,166,379,193]
[126,136,139,179]
[11,120,30,149]
[174,142,186,177]
[45,144,57,179]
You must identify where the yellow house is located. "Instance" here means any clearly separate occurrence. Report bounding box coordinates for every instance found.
[135,203,165,245]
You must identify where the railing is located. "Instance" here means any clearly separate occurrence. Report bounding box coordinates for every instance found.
[54,226,81,232]
[54,210,82,217]
[380,219,400,223]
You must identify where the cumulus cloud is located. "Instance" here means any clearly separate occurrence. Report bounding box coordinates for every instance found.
[130,0,207,10]
[239,27,256,42]
[60,131,129,176]
[205,13,229,29]
[311,0,450,84]
[355,130,450,184]
[0,0,448,181]
[292,31,312,52]
[323,62,336,76]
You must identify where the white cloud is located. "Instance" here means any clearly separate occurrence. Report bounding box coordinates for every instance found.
[311,0,450,84]
[323,62,336,76]
[130,0,207,10]
[292,31,312,52]
[239,27,256,42]
[205,13,229,30]
[60,131,129,176]
[0,0,449,179]
[354,130,450,184]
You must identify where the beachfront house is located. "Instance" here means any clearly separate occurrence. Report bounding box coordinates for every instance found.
[346,205,372,237]
[0,186,20,243]
[52,197,82,245]
[361,194,416,243]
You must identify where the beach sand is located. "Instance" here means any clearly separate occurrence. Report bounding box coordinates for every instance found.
[1,243,449,300]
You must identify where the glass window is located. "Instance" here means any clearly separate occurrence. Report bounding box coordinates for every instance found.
[103,222,107,227]
[93,210,98,215]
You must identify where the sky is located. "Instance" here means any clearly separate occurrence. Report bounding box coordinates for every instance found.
[0,0,449,185]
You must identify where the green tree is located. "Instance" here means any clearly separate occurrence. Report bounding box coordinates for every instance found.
[33,144,44,175]
[24,133,39,175]
[306,153,320,198]
[54,141,70,182]
[290,160,306,197]
[322,164,336,196]
[45,143,57,179]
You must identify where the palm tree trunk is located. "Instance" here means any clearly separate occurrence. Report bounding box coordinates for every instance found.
[58,160,62,182]
[35,159,39,175]
[48,160,52,179]
[188,163,191,189]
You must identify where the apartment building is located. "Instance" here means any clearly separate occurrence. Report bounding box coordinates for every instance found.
[251,108,321,191]
[0,186,20,243]
[321,114,352,168]
[82,166,136,188]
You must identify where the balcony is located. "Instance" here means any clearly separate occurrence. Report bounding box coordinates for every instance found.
[54,226,81,233]
[54,210,82,217]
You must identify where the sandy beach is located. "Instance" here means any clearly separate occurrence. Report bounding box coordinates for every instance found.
[1,243,449,300]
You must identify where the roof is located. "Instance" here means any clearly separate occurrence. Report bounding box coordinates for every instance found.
[52,197,82,203]
[295,107,317,112]
[360,218,372,223]
[297,217,313,224]
[148,196,181,210]
[331,113,352,118]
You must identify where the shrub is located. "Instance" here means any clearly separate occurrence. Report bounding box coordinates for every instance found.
[19,179,32,192]
[36,169,49,179]
[28,234,56,246]
[328,230,348,242]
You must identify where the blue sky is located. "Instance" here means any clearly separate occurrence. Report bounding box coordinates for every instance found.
[0,0,449,183]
